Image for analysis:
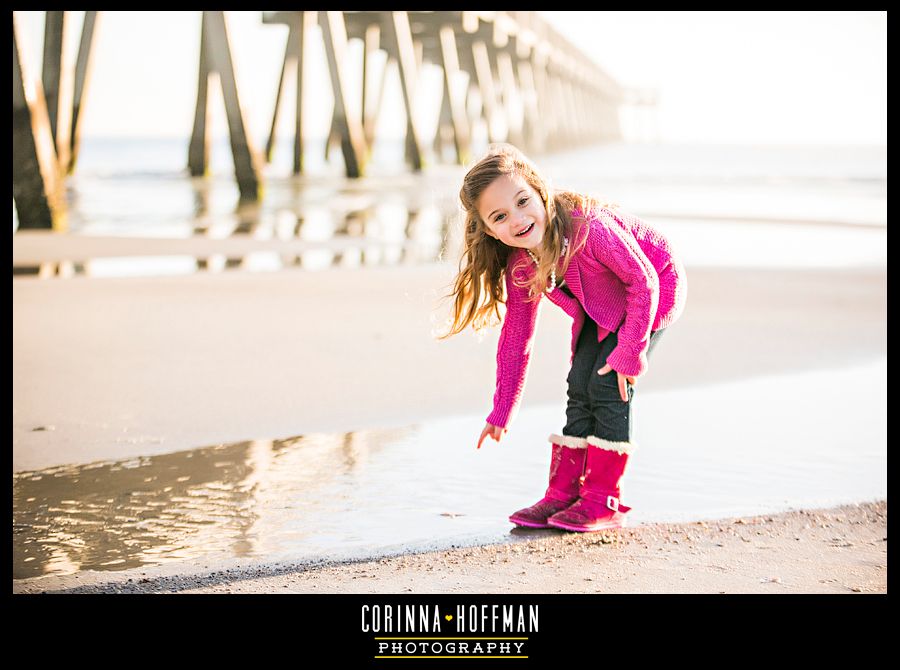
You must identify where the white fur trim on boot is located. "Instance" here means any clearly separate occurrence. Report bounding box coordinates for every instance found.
[586,435,636,455]
[548,434,589,449]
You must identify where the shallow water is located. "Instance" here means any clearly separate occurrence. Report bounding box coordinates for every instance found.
[13,357,885,580]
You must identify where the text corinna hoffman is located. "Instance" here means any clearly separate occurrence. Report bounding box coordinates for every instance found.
[361,604,539,633]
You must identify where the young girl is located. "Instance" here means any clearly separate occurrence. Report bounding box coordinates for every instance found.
[438,143,687,532]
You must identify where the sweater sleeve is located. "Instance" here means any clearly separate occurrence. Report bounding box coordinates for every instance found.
[590,211,660,377]
[485,260,542,430]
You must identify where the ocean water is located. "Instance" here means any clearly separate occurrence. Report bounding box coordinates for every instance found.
[13,138,887,266]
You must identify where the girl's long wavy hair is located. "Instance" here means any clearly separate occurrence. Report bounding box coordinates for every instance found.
[436,143,617,340]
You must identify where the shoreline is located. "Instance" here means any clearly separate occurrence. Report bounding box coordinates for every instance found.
[13,262,887,473]
[13,499,886,594]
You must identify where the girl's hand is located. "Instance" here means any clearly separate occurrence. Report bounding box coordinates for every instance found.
[478,422,507,449]
[597,363,637,402]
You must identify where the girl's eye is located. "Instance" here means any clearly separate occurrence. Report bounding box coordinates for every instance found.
[494,198,528,223]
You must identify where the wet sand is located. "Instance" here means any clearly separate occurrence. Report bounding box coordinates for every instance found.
[12,256,887,472]
[12,500,886,594]
[12,222,887,593]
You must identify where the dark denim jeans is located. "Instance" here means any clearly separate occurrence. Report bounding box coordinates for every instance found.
[562,318,666,442]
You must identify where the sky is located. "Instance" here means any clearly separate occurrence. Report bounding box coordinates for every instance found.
[14,10,887,146]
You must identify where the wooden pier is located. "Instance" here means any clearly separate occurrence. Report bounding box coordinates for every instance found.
[13,11,627,229]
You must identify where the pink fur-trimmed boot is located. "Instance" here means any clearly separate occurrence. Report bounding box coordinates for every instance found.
[546,436,634,532]
[509,434,588,529]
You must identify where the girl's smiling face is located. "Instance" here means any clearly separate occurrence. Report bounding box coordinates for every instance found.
[478,174,547,250]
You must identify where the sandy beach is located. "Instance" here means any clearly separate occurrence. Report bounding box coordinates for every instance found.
[12,500,885,594]
[11,242,887,472]
[13,218,886,594]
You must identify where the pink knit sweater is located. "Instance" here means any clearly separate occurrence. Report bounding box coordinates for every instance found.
[485,207,687,429]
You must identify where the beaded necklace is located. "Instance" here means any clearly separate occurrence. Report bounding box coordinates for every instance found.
[525,236,569,294]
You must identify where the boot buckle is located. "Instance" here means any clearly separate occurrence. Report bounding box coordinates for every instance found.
[607,495,620,512]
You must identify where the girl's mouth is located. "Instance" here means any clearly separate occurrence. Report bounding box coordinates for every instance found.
[515,222,535,237]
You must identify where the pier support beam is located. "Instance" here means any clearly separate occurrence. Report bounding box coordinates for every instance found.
[41,12,74,173]
[517,58,543,154]
[361,24,386,149]
[188,11,262,201]
[13,14,66,231]
[471,40,502,144]
[437,25,471,165]
[264,20,299,164]
[68,11,98,174]
[320,11,368,177]
[497,49,524,149]
[382,11,424,171]
[263,11,313,174]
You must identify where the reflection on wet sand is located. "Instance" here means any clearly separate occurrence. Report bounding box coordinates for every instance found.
[13,426,412,579]
[13,174,464,279]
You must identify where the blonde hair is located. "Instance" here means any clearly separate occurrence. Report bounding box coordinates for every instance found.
[436,143,617,340]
